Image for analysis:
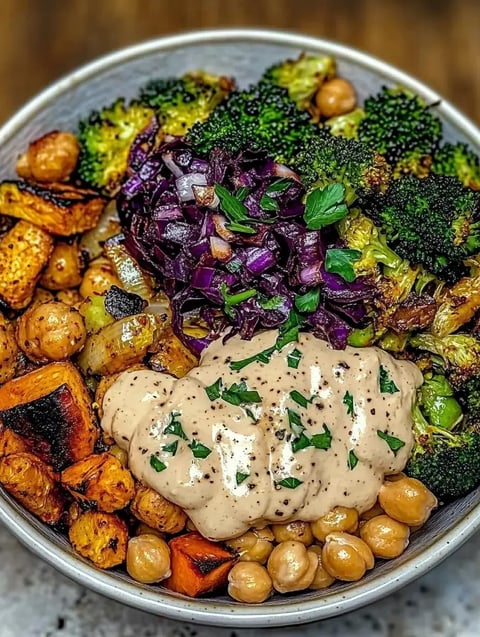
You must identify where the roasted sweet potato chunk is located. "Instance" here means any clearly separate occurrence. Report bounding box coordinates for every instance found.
[148,326,199,378]
[0,220,54,309]
[68,509,128,569]
[131,484,187,533]
[61,452,135,512]
[0,451,65,524]
[165,532,237,597]
[0,428,30,456]
[0,180,106,236]
[0,362,98,470]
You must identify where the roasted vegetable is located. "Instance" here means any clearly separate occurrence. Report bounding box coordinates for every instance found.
[165,532,237,597]
[324,108,365,138]
[386,294,437,333]
[0,220,54,309]
[78,295,114,334]
[103,235,154,300]
[104,286,145,321]
[432,275,480,336]
[431,142,480,190]
[79,200,121,261]
[16,131,80,183]
[130,484,187,534]
[0,362,98,470]
[0,315,19,384]
[0,452,65,523]
[410,333,480,382]
[79,257,122,299]
[77,313,163,375]
[0,181,106,236]
[40,241,84,290]
[148,325,198,378]
[0,428,30,456]
[61,452,135,512]
[419,374,463,430]
[68,507,128,568]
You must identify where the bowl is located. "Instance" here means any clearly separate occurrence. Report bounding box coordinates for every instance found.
[0,28,479,628]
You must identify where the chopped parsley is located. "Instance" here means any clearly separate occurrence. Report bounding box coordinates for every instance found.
[205,377,223,401]
[310,425,332,450]
[379,365,399,394]
[287,348,302,369]
[150,455,166,473]
[289,389,314,409]
[162,440,178,456]
[347,450,359,470]
[343,391,355,416]
[295,288,320,314]
[265,178,293,195]
[377,430,405,455]
[189,440,212,459]
[221,381,262,406]
[235,472,249,485]
[215,183,250,223]
[287,408,304,437]
[291,433,311,452]
[325,248,362,283]
[229,346,276,371]
[303,183,349,230]
[277,477,303,489]
[164,412,188,440]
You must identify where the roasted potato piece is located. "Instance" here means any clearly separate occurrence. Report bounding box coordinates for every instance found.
[149,326,199,378]
[16,131,80,183]
[0,361,98,470]
[0,451,65,523]
[131,484,187,533]
[0,181,106,236]
[68,509,128,569]
[40,241,84,290]
[61,452,135,512]
[0,428,30,456]
[0,314,19,384]
[0,221,54,309]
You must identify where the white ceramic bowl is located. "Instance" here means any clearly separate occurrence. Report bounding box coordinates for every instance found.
[0,29,479,628]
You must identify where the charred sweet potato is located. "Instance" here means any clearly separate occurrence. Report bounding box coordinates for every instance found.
[0,220,54,309]
[165,532,237,597]
[0,428,30,456]
[0,361,98,470]
[131,484,187,534]
[148,326,199,379]
[68,509,128,569]
[0,180,106,236]
[61,452,135,512]
[0,451,65,524]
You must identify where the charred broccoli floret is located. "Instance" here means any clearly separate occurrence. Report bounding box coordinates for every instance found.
[392,150,432,179]
[406,403,480,501]
[139,71,234,137]
[410,333,480,378]
[260,53,336,116]
[294,130,391,202]
[370,174,480,281]
[77,98,154,195]
[451,375,480,427]
[431,142,480,190]
[358,86,442,165]
[324,108,365,139]
[187,83,316,165]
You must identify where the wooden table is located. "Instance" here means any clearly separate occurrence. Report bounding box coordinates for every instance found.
[1,0,479,125]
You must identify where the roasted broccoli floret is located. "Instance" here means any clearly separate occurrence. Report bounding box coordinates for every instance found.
[139,71,234,137]
[370,174,480,281]
[187,83,315,165]
[420,374,463,430]
[294,130,391,202]
[451,375,480,427]
[77,98,154,195]
[431,142,480,190]
[324,108,365,139]
[358,86,442,165]
[260,53,336,116]
[392,150,432,179]
[406,402,480,501]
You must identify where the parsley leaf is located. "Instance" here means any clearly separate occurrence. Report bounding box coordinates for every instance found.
[215,184,250,222]
[291,433,311,452]
[221,381,262,406]
[235,472,249,485]
[265,178,293,195]
[257,294,284,310]
[343,391,355,416]
[189,440,212,459]
[325,248,362,283]
[150,455,166,472]
[277,477,303,489]
[304,183,349,230]
[276,310,303,350]
[377,430,405,455]
[289,389,314,409]
[164,412,188,439]
[205,378,223,401]
[220,284,257,307]
[347,450,359,470]
[225,221,257,234]
[379,365,399,394]
[287,408,304,437]
[287,348,302,369]
[310,425,332,450]
[295,288,320,313]
[235,186,250,202]
[229,346,276,371]
[259,194,280,212]
[162,441,178,456]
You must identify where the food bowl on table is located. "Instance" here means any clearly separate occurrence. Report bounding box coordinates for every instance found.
[0,29,479,628]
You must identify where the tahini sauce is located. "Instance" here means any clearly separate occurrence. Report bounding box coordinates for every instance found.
[102,331,422,540]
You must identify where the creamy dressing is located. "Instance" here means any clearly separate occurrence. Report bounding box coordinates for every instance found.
[102,331,423,540]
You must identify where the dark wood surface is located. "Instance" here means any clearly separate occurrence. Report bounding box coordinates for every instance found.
[1,0,479,125]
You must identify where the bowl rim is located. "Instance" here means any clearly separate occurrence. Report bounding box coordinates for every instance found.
[1,27,479,628]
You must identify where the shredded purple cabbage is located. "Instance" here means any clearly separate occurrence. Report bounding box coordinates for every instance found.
[118,131,373,354]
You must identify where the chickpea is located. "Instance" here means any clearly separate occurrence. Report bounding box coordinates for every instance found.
[126,534,171,584]
[315,77,357,118]
[40,242,84,290]
[0,315,18,384]
[322,532,374,581]
[379,476,437,526]
[360,514,410,559]
[311,507,359,542]
[267,541,317,593]
[186,518,198,532]
[79,257,122,298]
[16,301,86,363]
[135,523,165,540]
[228,562,273,603]
[16,131,80,183]
[226,527,275,564]
[31,287,54,306]
[307,545,336,590]
[360,501,384,521]
[55,289,83,307]
[108,444,129,467]
[272,520,313,547]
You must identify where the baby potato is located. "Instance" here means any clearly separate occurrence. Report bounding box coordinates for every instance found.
[31,287,55,306]
[379,476,438,526]
[131,484,187,534]
[68,509,128,569]
[0,451,65,524]
[321,532,374,582]
[40,242,84,290]
[0,428,30,457]
[16,300,86,363]
[16,131,80,183]
[127,534,171,584]
[61,452,135,512]
[0,314,19,384]
[360,514,410,559]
